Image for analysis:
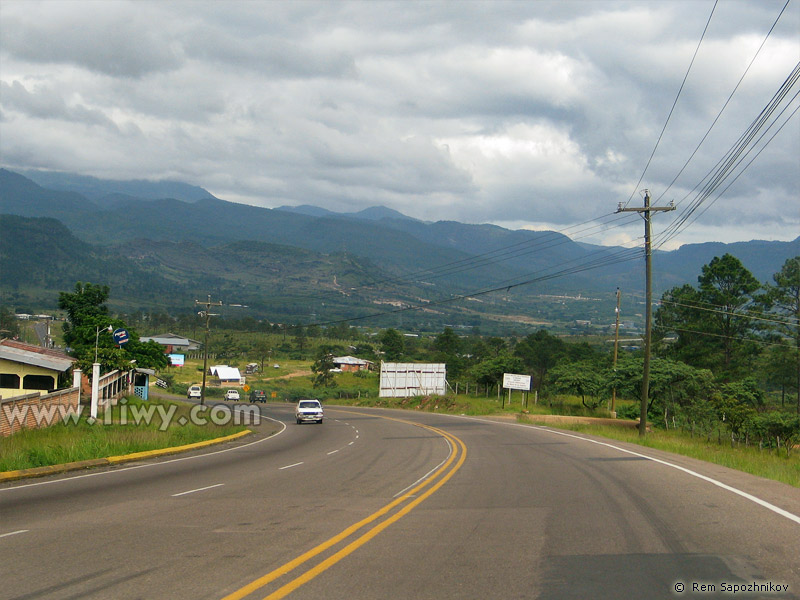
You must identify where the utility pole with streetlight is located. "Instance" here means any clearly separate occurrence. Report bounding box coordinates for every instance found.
[617,190,674,437]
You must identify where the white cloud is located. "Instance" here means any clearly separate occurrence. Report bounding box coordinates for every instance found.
[0,0,797,246]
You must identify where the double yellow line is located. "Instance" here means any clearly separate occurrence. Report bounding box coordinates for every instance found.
[221,416,467,600]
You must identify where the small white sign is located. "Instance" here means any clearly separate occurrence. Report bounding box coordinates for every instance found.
[503,373,531,391]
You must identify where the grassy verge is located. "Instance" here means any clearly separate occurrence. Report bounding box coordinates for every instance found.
[518,416,800,488]
[0,396,247,472]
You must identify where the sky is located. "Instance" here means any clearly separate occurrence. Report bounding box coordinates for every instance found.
[1,0,798,250]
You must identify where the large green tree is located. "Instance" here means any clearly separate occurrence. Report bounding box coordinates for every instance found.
[469,353,523,392]
[379,328,404,361]
[549,360,603,408]
[433,327,465,377]
[655,254,762,379]
[58,282,168,374]
[763,257,800,414]
[514,330,566,394]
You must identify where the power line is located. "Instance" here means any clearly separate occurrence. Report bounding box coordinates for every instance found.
[659,299,798,328]
[654,61,800,249]
[622,0,718,210]
[654,0,793,206]
[660,325,790,349]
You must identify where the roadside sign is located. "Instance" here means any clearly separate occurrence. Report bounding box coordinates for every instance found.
[503,373,531,391]
[243,384,251,392]
[112,328,130,345]
[271,391,277,398]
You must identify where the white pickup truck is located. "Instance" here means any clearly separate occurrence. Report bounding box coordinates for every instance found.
[295,399,324,424]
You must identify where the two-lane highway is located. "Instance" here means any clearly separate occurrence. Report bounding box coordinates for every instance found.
[2,404,799,599]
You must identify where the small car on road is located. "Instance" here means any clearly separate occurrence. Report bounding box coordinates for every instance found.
[295,399,324,424]
[249,390,267,403]
[224,389,240,401]
[187,385,202,399]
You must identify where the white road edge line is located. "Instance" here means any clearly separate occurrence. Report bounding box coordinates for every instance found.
[1,412,287,492]
[279,462,304,470]
[458,415,800,526]
[172,483,224,497]
[0,529,29,538]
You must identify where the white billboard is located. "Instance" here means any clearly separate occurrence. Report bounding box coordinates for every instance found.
[503,373,531,391]
[379,362,447,398]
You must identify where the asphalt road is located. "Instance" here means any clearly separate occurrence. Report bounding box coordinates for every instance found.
[2,403,799,600]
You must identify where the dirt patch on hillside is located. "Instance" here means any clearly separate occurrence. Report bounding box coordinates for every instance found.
[264,370,311,380]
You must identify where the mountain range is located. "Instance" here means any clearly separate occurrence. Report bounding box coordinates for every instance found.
[1,168,797,333]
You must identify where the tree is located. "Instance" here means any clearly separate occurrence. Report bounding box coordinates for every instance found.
[434,327,461,357]
[549,361,603,408]
[311,350,336,388]
[59,282,111,350]
[433,327,466,377]
[253,339,272,372]
[514,330,565,394]
[655,254,762,379]
[758,345,796,407]
[0,305,21,338]
[58,282,168,374]
[763,257,800,414]
[486,337,507,357]
[698,254,762,374]
[379,328,404,361]
[469,354,523,392]
[609,356,716,423]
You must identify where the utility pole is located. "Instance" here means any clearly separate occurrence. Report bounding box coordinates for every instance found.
[617,191,674,437]
[611,287,621,418]
[195,295,223,406]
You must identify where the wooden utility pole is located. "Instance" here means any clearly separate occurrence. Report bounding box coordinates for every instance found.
[195,295,223,406]
[611,287,621,418]
[617,191,674,437]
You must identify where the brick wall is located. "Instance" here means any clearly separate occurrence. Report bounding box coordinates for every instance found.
[1,387,81,437]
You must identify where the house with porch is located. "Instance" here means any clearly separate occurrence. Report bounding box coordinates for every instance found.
[0,339,76,399]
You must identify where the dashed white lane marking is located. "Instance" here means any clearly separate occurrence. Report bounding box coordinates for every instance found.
[0,530,29,538]
[279,462,304,470]
[171,483,224,497]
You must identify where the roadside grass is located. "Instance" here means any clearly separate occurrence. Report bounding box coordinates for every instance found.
[0,396,247,472]
[518,416,800,488]
[327,385,620,418]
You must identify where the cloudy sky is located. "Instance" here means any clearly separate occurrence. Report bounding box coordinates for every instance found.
[1,0,798,249]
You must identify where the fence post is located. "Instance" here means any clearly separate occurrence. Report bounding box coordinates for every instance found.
[91,363,100,419]
[73,368,82,409]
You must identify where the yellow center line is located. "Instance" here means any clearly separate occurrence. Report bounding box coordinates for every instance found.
[220,414,467,600]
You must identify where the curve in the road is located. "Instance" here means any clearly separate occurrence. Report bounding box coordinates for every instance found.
[221,414,467,600]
